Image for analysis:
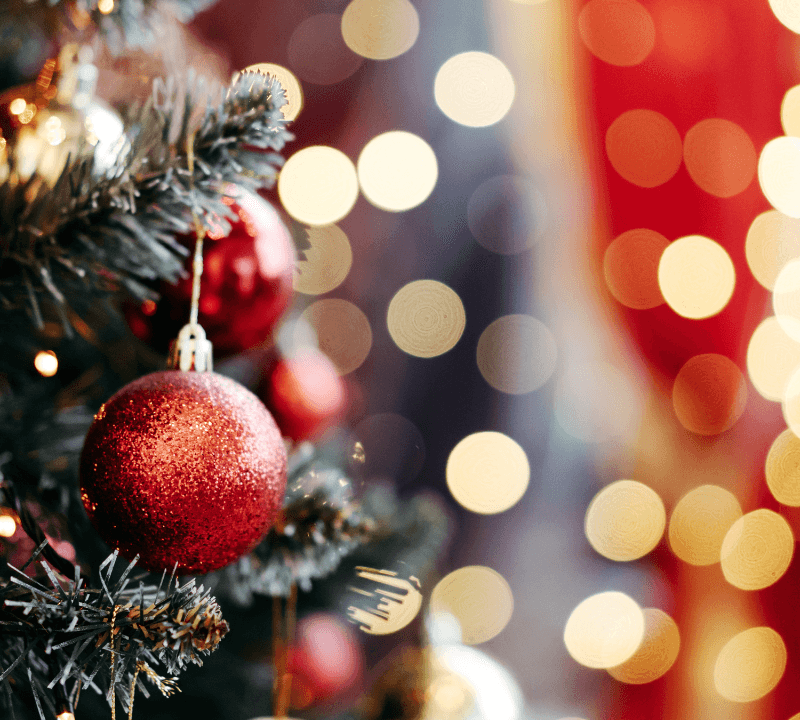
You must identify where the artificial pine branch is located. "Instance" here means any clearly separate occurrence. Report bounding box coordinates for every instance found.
[0,69,292,327]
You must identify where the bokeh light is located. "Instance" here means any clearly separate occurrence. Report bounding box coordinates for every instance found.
[34,350,58,377]
[768,0,800,33]
[446,431,529,515]
[607,608,680,685]
[772,259,800,342]
[781,84,800,137]
[467,175,546,255]
[668,485,742,566]
[357,131,438,212]
[605,109,682,188]
[713,627,787,702]
[347,568,422,635]
[577,0,655,67]
[0,514,16,538]
[242,63,303,121]
[584,479,665,562]
[434,52,515,128]
[341,0,420,60]
[683,119,756,198]
[658,236,735,319]
[300,299,372,375]
[476,314,557,394]
[720,509,794,591]
[293,224,352,295]
[672,354,747,435]
[430,566,514,645]
[766,429,800,507]
[287,14,364,85]
[278,146,359,226]
[603,228,669,309]
[655,0,723,67]
[563,591,645,669]
[745,210,800,290]
[746,316,800,402]
[758,136,800,218]
[387,280,465,358]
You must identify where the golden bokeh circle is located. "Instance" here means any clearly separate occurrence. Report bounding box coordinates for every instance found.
[34,350,58,377]
[357,131,438,212]
[387,280,465,358]
[745,210,800,290]
[766,429,800,507]
[658,236,735,319]
[446,431,530,515]
[605,109,682,188]
[434,52,516,128]
[672,354,747,435]
[293,224,353,295]
[563,591,645,670]
[772,259,800,343]
[758,136,800,219]
[429,566,514,645]
[713,627,787,702]
[607,608,680,685]
[278,146,359,226]
[683,119,757,198]
[720,509,794,591]
[476,315,557,395]
[300,299,372,375]
[768,0,800,33]
[747,316,800,402]
[603,228,669,309]
[782,85,800,137]
[341,0,420,60]
[585,480,666,562]
[668,485,742,566]
[242,63,304,121]
[577,0,655,67]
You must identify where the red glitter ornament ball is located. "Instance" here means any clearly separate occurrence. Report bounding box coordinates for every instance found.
[79,370,287,574]
[127,189,295,357]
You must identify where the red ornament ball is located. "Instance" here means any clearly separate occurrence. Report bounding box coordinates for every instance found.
[265,350,346,442]
[128,190,295,357]
[79,370,287,574]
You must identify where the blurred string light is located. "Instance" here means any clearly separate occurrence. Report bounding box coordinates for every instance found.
[299,299,372,375]
[603,228,669,309]
[765,429,800,506]
[658,236,735,319]
[767,0,800,33]
[34,350,58,377]
[341,0,419,60]
[745,210,800,290]
[98,0,114,13]
[672,354,747,435]
[584,479,665,562]
[781,84,800,136]
[772,258,800,341]
[278,146,359,226]
[607,608,680,685]
[434,52,515,128]
[605,109,682,188]
[720,509,794,591]
[683,119,756,198]
[563,591,645,669]
[429,566,514,645]
[758,136,800,218]
[9,97,26,115]
[387,280,465,358]
[293,224,352,295]
[668,485,742,566]
[467,175,546,255]
[713,627,787,702]
[0,512,16,538]
[476,315,557,395]
[287,13,364,85]
[357,131,438,212]
[446,432,529,515]
[242,63,303,121]
[577,0,655,66]
[746,316,800,402]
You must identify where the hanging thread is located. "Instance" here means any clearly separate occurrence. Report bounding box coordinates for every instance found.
[186,132,206,328]
[109,604,120,720]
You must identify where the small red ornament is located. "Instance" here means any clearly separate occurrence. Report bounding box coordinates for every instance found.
[265,350,346,442]
[79,370,287,574]
[128,189,295,357]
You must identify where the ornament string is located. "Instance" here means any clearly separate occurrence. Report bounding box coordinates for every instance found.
[185,132,206,329]
[109,604,120,720]
[127,661,144,720]
[272,583,297,720]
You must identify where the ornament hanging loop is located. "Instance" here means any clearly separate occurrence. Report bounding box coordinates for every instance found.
[168,323,214,372]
